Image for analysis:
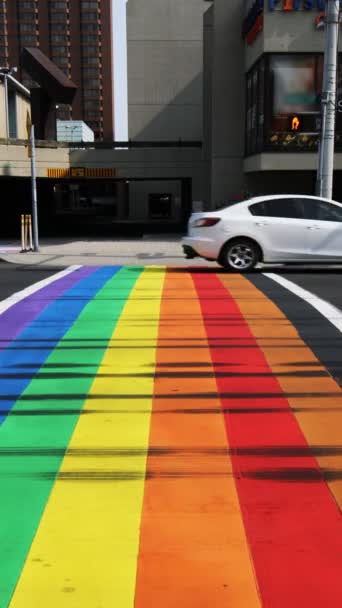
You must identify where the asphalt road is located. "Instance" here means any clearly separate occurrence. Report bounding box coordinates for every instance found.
[1,262,342,608]
[0,261,65,300]
[2,261,342,307]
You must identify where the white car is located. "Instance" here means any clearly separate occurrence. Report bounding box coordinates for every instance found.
[182,194,342,272]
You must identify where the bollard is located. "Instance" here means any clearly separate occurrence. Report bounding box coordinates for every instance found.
[21,215,33,252]
[28,214,33,251]
[24,215,29,251]
[20,214,25,252]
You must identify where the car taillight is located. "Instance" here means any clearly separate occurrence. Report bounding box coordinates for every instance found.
[192,217,221,227]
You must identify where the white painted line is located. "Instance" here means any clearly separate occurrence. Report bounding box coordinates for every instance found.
[0,265,82,317]
[264,273,342,333]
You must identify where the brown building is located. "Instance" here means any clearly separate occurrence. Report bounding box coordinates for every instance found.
[0,0,114,140]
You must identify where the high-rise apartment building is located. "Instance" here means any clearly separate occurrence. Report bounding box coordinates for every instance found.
[0,0,118,139]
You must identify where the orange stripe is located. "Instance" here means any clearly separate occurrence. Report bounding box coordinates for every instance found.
[219,273,342,511]
[134,269,261,607]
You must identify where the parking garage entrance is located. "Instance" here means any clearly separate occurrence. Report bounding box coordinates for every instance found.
[1,177,192,237]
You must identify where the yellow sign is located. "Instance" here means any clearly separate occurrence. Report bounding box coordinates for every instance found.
[71,167,85,177]
[47,168,116,178]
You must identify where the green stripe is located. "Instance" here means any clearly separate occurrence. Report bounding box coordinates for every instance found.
[0,267,142,608]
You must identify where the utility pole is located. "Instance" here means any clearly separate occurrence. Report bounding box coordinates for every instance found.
[316,0,340,200]
[30,125,40,252]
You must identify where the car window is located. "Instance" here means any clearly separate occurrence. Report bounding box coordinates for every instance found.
[249,202,267,216]
[302,199,342,223]
[249,198,305,219]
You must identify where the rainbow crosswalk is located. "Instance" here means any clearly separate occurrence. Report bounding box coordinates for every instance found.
[1,265,342,607]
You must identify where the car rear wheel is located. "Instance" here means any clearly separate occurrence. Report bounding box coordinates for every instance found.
[220,239,260,272]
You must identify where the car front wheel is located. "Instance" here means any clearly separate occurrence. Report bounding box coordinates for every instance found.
[219,239,260,272]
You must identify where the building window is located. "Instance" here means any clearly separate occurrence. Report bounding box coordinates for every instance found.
[85,110,100,119]
[81,45,99,55]
[18,1,36,7]
[81,22,98,31]
[81,33,99,43]
[82,67,99,76]
[83,78,100,87]
[266,54,323,152]
[20,34,38,44]
[51,45,68,55]
[50,1,68,8]
[50,34,68,42]
[50,22,68,31]
[19,22,36,32]
[83,89,100,99]
[81,1,98,8]
[244,53,342,155]
[83,56,99,65]
[8,88,17,138]
[18,12,36,22]
[52,55,69,65]
[81,11,98,21]
[50,12,68,22]
[84,99,101,108]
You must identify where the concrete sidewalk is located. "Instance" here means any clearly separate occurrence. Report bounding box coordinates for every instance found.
[0,236,217,267]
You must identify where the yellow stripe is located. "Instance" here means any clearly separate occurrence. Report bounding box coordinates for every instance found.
[10,267,166,608]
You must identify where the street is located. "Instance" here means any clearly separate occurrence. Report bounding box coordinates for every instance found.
[1,262,342,607]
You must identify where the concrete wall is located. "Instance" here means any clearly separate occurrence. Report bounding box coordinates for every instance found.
[0,82,31,139]
[70,147,204,201]
[126,0,206,140]
[0,142,203,220]
[202,4,213,205]
[0,142,69,178]
[246,7,342,71]
[206,0,246,207]
[16,94,31,140]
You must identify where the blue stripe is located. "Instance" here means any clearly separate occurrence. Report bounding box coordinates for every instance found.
[0,266,121,425]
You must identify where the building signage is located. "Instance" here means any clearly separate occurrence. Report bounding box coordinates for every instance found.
[269,0,321,9]
[269,0,342,10]
[47,168,116,178]
[243,0,339,45]
[242,0,263,45]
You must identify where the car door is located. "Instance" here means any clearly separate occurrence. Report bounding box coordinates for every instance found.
[248,198,312,261]
[301,198,342,260]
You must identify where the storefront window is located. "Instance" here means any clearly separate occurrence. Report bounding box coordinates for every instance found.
[245,57,265,155]
[245,53,342,155]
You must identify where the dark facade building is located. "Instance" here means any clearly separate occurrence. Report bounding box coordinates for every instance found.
[0,0,114,139]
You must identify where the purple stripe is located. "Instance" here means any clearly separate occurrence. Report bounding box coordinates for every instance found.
[0,266,98,351]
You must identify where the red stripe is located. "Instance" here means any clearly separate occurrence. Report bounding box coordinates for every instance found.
[192,272,342,607]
